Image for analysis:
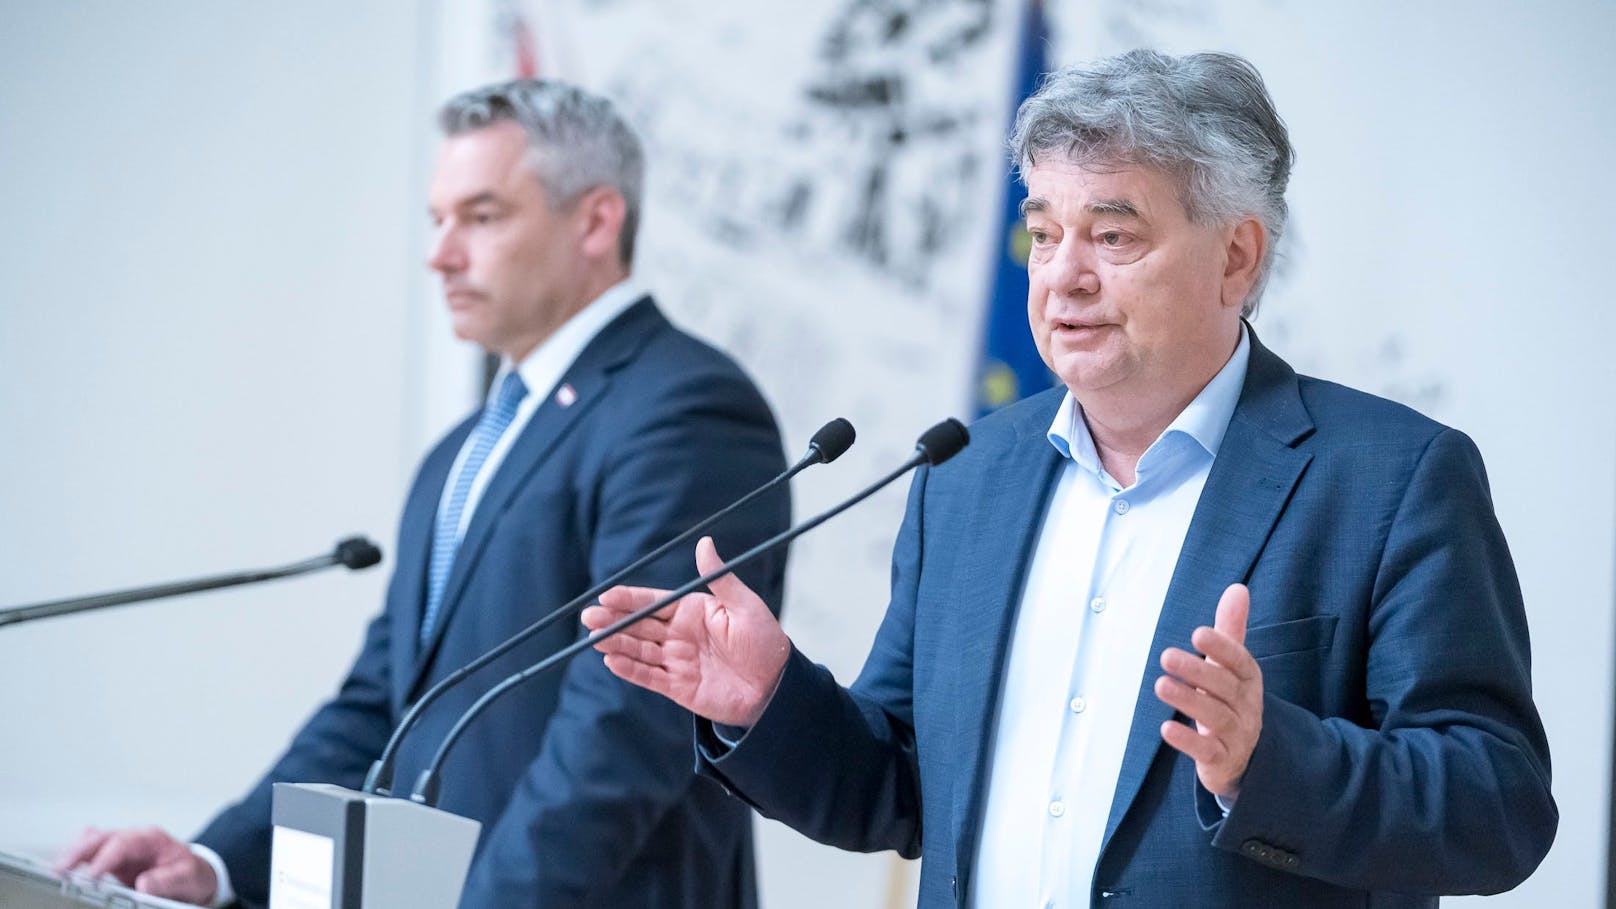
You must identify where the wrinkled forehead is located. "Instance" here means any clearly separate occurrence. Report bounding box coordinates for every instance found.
[1020,155,1190,222]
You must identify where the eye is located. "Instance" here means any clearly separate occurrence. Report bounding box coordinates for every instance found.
[1098,230,1126,246]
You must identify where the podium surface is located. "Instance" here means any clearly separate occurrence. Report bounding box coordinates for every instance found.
[0,849,200,908]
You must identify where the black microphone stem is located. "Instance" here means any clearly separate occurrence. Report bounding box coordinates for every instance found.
[363,432,841,796]
[411,450,928,807]
[0,550,359,630]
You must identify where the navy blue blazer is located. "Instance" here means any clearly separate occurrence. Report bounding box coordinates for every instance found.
[198,299,790,908]
[700,332,1555,907]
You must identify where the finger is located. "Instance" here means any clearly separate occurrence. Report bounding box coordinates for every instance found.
[583,605,673,642]
[580,604,612,632]
[596,585,676,617]
[602,652,678,695]
[1159,647,1240,703]
[1213,583,1249,646]
[696,537,764,611]
[591,630,635,656]
[1159,718,1225,766]
[603,630,668,665]
[1190,626,1259,682]
[85,835,150,883]
[135,858,214,903]
[55,828,110,873]
[1154,674,1239,732]
[55,828,107,871]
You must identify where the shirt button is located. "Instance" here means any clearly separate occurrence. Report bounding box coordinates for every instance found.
[1069,696,1087,713]
[1049,800,1066,817]
[1089,596,1106,613]
[1113,499,1130,514]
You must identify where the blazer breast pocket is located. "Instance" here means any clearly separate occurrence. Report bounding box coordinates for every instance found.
[1245,614,1338,660]
[1246,615,1338,714]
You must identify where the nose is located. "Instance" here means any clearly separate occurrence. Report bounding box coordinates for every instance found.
[428,222,464,274]
[1041,236,1100,298]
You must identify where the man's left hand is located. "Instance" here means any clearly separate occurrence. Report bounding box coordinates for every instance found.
[1154,583,1264,800]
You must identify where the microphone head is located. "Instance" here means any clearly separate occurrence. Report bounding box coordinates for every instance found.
[915,418,970,466]
[807,418,856,464]
[334,536,384,570]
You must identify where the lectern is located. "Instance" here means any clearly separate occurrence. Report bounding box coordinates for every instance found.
[269,783,479,909]
[0,849,195,908]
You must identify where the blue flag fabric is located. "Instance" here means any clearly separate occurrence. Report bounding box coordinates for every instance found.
[974,0,1054,417]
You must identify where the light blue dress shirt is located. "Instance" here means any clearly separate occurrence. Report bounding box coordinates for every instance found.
[971,326,1250,909]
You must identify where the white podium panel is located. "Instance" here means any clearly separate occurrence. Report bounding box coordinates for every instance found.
[270,783,479,909]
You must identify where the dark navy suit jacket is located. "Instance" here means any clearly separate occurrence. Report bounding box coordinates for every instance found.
[700,332,1555,907]
[198,299,790,908]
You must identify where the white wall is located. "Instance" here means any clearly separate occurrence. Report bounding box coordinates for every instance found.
[1,3,1612,908]
[0,0,472,852]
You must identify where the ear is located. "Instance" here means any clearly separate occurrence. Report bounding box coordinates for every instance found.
[575,186,628,264]
[1221,218,1266,311]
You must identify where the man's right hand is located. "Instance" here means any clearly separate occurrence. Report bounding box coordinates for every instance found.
[54,826,218,905]
[582,536,791,728]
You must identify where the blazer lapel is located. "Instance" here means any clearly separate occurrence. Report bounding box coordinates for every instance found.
[949,392,1066,882]
[1101,331,1315,849]
[406,298,664,693]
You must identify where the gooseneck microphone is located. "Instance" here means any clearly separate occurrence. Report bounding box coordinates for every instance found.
[409,418,968,806]
[0,536,384,630]
[362,417,857,796]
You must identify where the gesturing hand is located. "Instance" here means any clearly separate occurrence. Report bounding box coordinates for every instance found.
[582,536,791,727]
[1154,583,1264,800]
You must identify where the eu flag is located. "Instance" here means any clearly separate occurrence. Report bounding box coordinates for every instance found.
[974,0,1054,417]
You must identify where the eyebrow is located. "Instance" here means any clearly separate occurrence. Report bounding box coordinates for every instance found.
[1018,196,1143,219]
[1086,198,1140,218]
[458,191,503,209]
[429,191,506,220]
[439,191,501,209]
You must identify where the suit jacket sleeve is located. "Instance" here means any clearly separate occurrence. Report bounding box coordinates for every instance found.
[693,464,930,858]
[1210,427,1556,893]
[459,366,790,906]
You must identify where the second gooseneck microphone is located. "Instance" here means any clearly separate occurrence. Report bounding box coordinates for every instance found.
[409,417,969,806]
[363,417,856,796]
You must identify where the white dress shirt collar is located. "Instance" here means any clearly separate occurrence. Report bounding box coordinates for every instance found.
[1047,324,1252,477]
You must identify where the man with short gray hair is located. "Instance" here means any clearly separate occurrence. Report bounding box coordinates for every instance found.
[584,50,1556,906]
[58,78,788,909]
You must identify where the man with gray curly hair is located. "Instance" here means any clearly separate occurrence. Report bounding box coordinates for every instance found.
[585,49,1556,906]
[58,79,788,909]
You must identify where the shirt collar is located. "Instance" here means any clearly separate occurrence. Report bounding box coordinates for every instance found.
[1047,323,1251,469]
[488,277,644,406]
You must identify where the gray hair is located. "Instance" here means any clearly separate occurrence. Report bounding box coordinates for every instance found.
[1011,50,1294,315]
[439,79,645,266]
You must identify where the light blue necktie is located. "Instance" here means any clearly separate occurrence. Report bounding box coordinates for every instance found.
[421,372,529,647]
